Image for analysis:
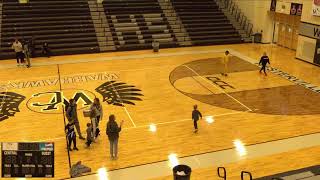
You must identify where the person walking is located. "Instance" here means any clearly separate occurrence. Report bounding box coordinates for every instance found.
[192,105,202,133]
[65,121,79,151]
[11,38,25,67]
[89,98,103,139]
[106,115,123,160]
[259,52,270,76]
[66,99,85,140]
[221,50,230,76]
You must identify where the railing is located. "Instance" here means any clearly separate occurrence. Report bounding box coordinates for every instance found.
[216,0,253,37]
[241,171,253,180]
[217,167,253,180]
[217,167,227,180]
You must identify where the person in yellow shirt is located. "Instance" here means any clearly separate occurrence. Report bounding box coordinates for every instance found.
[222,51,230,76]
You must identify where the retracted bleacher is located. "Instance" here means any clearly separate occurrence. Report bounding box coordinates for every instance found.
[102,0,178,51]
[171,0,242,45]
[0,0,99,59]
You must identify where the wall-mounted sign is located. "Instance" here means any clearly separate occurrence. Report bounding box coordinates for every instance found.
[299,22,320,40]
[270,0,277,11]
[290,3,302,16]
[314,39,320,65]
[19,0,28,3]
[312,0,320,16]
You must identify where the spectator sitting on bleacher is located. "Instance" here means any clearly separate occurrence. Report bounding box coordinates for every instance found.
[42,42,50,58]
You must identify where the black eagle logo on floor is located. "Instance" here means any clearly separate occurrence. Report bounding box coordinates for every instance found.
[0,92,26,121]
[95,81,143,106]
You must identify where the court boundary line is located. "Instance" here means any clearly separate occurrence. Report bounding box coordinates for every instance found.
[183,65,252,112]
[0,49,229,70]
[106,78,136,128]
[57,64,72,170]
[60,131,320,180]
[229,50,320,94]
[0,65,177,90]
[29,110,248,142]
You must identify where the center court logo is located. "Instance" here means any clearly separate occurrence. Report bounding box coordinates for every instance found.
[26,81,144,114]
[0,92,26,121]
[26,89,95,114]
[170,58,320,115]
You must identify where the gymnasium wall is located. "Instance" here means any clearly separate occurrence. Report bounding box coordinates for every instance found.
[232,0,273,43]
[275,0,303,15]
[296,0,320,64]
[231,0,306,44]
[300,0,320,24]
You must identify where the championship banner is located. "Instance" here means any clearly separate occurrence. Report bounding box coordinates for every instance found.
[290,3,302,16]
[270,0,277,11]
[313,0,320,16]
[299,22,320,39]
[19,0,28,3]
[314,39,320,65]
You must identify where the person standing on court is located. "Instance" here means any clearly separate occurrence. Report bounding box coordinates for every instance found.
[11,38,25,67]
[23,39,31,68]
[85,123,93,147]
[106,115,124,160]
[89,98,103,139]
[65,120,79,151]
[66,99,85,140]
[259,52,270,76]
[221,50,230,76]
[192,105,202,133]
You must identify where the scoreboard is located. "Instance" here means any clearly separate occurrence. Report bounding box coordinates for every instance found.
[1,142,54,178]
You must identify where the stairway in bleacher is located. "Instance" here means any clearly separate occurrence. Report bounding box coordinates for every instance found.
[88,0,116,52]
[102,0,178,51]
[171,0,242,45]
[157,0,192,46]
[0,0,100,59]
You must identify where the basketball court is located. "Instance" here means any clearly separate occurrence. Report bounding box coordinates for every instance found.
[0,44,320,179]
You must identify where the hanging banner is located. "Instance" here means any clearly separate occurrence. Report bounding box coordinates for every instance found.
[314,39,320,65]
[290,3,303,16]
[270,0,277,11]
[299,22,320,39]
[313,0,320,16]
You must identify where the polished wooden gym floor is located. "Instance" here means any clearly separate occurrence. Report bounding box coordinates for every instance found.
[0,44,320,179]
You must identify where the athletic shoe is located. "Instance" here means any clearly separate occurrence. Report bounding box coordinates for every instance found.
[73,147,79,151]
[79,137,85,140]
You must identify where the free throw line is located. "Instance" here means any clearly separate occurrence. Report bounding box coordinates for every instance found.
[183,65,252,112]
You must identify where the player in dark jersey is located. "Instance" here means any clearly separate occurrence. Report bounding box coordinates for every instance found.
[192,105,202,133]
[65,121,79,151]
[259,52,270,76]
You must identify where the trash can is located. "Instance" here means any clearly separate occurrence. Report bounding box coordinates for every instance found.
[152,41,159,52]
[173,165,191,180]
[253,33,262,43]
